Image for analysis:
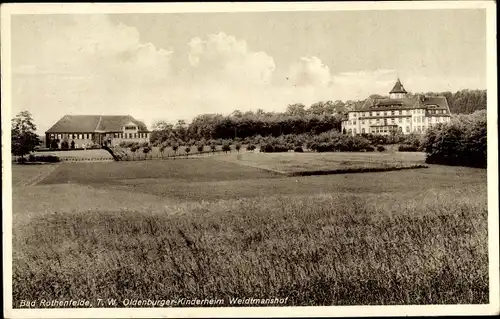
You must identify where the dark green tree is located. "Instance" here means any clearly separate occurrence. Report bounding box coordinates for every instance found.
[11,111,41,160]
[172,143,179,156]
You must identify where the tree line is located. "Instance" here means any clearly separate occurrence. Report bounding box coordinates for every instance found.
[151,89,486,145]
[151,103,347,145]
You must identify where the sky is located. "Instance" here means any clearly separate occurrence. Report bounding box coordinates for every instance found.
[10,9,487,134]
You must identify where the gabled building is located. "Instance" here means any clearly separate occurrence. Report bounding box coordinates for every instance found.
[45,115,150,148]
[341,78,452,136]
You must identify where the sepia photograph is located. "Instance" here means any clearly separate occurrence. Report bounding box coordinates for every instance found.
[2,1,498,318]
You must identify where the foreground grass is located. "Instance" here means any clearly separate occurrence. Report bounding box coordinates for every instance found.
[13,186,488,306]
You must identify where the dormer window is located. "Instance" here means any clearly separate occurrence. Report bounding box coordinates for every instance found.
[125,126,136,130]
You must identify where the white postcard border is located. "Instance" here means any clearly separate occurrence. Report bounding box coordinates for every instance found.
[2,1,498,318]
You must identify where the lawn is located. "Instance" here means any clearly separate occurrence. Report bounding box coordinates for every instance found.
[220,151,426,175]
[11,156,488,306]
[33,149,113,160]
[37,158,481,202]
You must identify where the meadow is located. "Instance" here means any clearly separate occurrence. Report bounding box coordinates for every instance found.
[220,151,426,175]
[33,149,113,160]
[11,154,488,306]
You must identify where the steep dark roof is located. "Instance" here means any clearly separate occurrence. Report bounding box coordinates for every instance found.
[46,115,148,133]
[389,78,408,94]
[357,94,449,112]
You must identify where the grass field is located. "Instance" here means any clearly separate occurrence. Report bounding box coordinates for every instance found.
[11,153,488,306]
[220,151,426,174]
[33,149,113,159]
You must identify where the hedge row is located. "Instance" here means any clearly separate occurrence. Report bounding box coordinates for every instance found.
[257,132,385,153]
[20,155,61,163]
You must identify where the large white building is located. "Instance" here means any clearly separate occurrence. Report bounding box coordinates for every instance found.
[341,79,451,135]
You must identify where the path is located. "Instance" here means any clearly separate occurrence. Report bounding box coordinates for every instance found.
[15,164,60,187]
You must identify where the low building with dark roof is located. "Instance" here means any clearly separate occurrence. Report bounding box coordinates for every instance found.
[45,115,150,148]
[341,78,451,136]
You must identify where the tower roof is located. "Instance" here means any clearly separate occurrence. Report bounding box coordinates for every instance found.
[389,78,407,94]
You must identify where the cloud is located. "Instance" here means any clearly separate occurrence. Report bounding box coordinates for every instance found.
[11,15,174,132]
[13,15,172,83]
[329,69,399,99]
[287,57,332,87]
[11,16,485,135]
[188,33,275,85]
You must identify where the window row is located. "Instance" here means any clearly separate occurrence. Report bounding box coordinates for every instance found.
[369,126,405,134]
[347,117,407,126]
[49,133,150,140]
[428,109,447,115]
[350,108,447,119]
[112,133,149,139]
[430,116,449,123]
[50,133,93,140]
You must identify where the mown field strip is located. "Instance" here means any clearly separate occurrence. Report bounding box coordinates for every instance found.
[14,164,60,187]
[217,152,427,176]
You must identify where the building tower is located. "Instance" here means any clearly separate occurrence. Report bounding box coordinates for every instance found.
[389,78,408,99]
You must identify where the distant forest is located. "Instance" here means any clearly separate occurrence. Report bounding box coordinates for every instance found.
[405,89,486,114]
[150,89,487,143]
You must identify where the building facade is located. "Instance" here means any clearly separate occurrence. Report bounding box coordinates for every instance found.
[341,79,451,136]
[45,115,150,148]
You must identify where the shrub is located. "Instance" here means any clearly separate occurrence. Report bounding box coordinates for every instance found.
[364,146,375,152]
[70,140,75,149]
[294,146,304,152]
[398,144,419,152]
[16,157,28,164]
[260,143,289,153]
[222,143,231,153]
[376,145,386,152]
[197,144,204,153]
[50,140,59,149]
[172,143,179,154]
[423,110,486,168]
[235,143,241,153]
[400,133,422,149]
[247,144,256,151]
[32,155,60,163]
[258,136,292,153]
[185,147,191,156]
[130,144,140,153]
[308,131,372,152]
[210,144,217,153]
[61,140,69,150]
